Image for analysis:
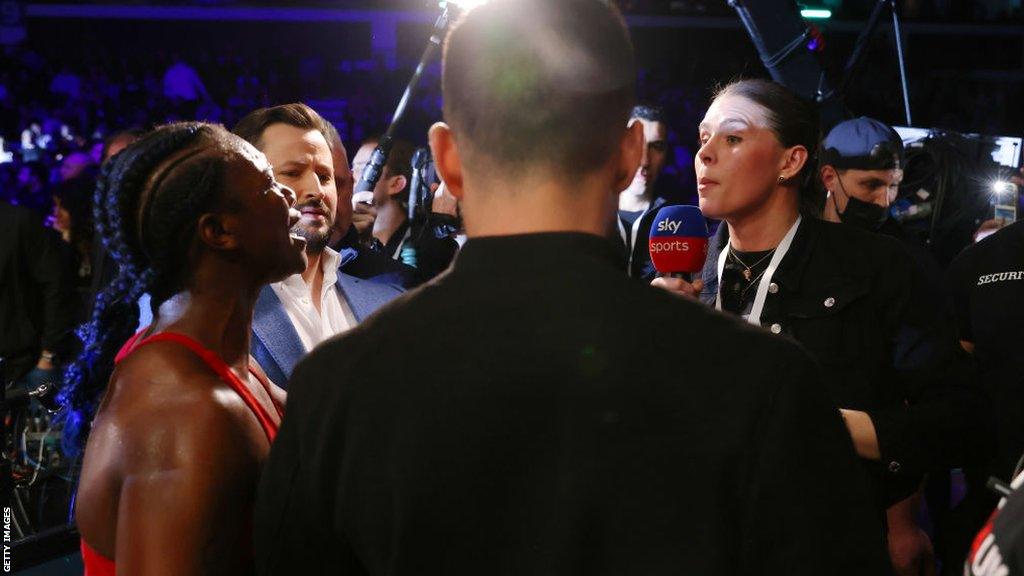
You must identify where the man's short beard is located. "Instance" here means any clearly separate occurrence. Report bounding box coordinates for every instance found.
[292,224,331,254]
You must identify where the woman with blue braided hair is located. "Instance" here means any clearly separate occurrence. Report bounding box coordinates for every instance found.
[62,121,307,575]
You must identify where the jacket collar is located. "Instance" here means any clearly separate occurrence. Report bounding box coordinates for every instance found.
[334,273,396,322]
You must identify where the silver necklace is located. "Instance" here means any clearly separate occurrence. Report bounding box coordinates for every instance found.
[739,268,769,301]
[728,245,777,282]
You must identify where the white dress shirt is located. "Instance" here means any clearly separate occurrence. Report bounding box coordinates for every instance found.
[269,247,357,352]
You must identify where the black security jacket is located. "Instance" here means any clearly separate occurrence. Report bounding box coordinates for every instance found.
[255,232,887,575]
[701,216,990,506]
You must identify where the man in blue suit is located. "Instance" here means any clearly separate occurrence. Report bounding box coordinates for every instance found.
[234,103,402,388]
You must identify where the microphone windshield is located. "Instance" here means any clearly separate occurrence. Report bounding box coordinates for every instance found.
[648,205,709,274]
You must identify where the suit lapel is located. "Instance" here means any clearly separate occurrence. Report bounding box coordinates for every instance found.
[336,273,389,322]
[252,286,307,381]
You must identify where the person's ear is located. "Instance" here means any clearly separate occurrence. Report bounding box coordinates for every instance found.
[778,145,809,182]
[820,164,838,191]
[197,212,240,251]
[615,120,644,192]
[388,175,408,198]
[429,123,463,200]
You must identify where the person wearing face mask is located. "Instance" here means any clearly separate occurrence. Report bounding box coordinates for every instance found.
[820,117,903,232]
[820,118,948,297]
[822,117,961,575]
[654,79,990,571]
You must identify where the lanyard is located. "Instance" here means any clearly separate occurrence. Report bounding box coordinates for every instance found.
[391,227,414,261]
[716,215,802,327]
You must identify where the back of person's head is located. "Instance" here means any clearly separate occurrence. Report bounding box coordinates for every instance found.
[631,104,667,125]
[361,135,415,185]
[52,174,96,250]
[102,127,147,164]
[232,102,333,153]
[323,119,353,200]
[59,122,249,454]
[59,151,96,182]
[713,79,821,214]
[441,0,636,181]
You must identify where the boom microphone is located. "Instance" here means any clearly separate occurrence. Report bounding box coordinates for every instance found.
[649,205,709,280]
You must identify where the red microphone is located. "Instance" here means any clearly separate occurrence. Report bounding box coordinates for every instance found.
[648,205,709,280]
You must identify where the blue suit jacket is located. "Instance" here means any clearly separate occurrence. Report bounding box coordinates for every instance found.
[251,272,402,389]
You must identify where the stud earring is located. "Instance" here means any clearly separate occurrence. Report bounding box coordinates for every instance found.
[778,175,785,183]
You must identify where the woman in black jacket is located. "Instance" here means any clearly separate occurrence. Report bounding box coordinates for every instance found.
[655,78,990,570]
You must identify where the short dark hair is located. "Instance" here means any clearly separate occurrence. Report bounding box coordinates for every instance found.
[360,135,415,183]
[714,79,822,215]
[52,174,95,252]
[442,0,636,180]
[232,103,333,152]
[631,104,667,125]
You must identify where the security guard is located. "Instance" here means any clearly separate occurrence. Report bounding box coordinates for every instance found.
[658,79,989,517]
[946,204,1024,573]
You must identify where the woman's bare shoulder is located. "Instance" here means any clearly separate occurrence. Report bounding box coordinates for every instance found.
[95,342,265,472]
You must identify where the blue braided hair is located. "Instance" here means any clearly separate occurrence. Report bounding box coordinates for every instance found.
[59,121,237,455]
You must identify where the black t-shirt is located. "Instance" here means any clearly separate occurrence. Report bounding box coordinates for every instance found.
[948,221,1024,478]
[720,247,774,318]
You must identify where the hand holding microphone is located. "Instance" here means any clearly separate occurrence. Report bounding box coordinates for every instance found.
[648,205,709,300]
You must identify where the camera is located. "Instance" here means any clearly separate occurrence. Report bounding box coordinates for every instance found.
[408,147,461,238]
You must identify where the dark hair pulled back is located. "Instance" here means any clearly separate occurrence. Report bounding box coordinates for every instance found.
[714,79,822,215]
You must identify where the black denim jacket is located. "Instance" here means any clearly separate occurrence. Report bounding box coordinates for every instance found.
[702,216,990,506]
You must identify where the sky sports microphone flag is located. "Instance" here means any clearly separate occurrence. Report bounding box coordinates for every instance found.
[649,205,709,276]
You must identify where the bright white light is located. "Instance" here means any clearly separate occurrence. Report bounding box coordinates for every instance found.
[439,0,489,10]
[992,181,1011,195]
[800,8,832,19]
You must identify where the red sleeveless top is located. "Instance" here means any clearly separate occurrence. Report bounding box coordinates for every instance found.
[81,330,283,576]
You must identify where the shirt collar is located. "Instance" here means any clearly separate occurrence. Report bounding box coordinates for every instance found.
[454,232,621,274]
[321,247,341,290]
[275,246,342,295]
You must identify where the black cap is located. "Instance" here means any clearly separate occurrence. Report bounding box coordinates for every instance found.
[822,117,903,171]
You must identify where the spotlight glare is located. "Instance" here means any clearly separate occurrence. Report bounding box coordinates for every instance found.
[992,181,1010,195]
[440,0,489,10]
